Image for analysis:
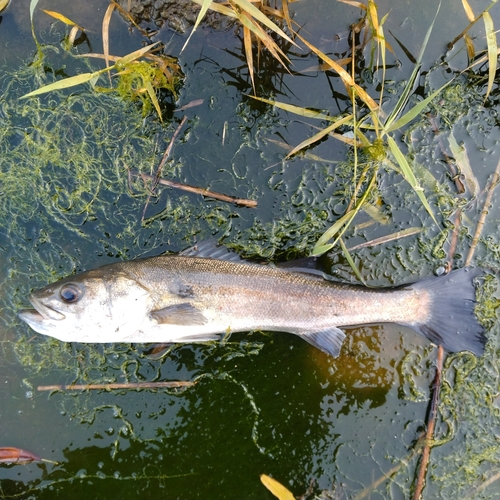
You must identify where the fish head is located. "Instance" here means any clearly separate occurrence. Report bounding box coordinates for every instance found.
[18,267,153,342]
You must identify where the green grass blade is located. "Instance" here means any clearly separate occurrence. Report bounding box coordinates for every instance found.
[383,2,441,130]
[312,171,377,256]
[29,0,41,48]
[385,81,453,132]
[387,136,439,226]
[339,237,367,285]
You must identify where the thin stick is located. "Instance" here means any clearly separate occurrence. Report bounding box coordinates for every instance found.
[136,172,258,208]
[412,345,444,500]
[465,158,500,266]
[142,116,188,221]
[464,468,500,498]
[37,381,195,391]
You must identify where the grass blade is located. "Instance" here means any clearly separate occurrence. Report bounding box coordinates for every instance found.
[483,11,497,102]
[243,24,255,93]
[385,81,454,132]
[118,42,159,65]
[347,227,422,251]
[260,475,295,500]
[295,31,378,111]
[43,10,84,29]
[144,79,163,122]
[102,3,114,82]
[20,69,108,98]
[286,114,354,158]
[339,237,367,285]
[312,171,377,256]
[383,2,441,130]
[181,0,213,52]
[461,0,475,21]
[387,136,439,226]
[249,96,343,121]
[231,0,296,46]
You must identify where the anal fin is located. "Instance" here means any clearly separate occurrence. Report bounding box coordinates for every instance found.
[298,327,346,357]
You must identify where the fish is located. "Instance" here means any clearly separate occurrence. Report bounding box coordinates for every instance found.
[18,241,486,357]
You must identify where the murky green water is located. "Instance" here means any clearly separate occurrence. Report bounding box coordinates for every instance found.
[1,0,500,498]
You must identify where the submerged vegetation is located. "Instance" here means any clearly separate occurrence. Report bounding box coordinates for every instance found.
[2,0,500,499]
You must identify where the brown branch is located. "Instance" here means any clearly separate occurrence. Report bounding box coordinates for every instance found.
[136,172,258,208]
[37,381,195,391]
[465,158,500,266]
[412,345,444,500]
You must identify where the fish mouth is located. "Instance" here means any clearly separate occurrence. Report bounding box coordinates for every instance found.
[18,294,66,328]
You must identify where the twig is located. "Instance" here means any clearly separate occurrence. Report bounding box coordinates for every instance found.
[464,468,500,498]
[37,381,195,391]
[136,171,258,208]
[465,158,500,266]
[142,116,188,221]
[346,227,422,251]
[412,345,444,500]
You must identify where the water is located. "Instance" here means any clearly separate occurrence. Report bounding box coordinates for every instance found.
[1,0,500,498]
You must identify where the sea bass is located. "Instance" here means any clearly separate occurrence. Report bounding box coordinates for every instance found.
[18,241,486,357]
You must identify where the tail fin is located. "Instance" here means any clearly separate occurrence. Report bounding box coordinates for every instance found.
[406,268,486,355]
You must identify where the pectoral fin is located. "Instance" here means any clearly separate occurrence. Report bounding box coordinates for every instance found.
[151,303,207,325]
[299,327,346,357]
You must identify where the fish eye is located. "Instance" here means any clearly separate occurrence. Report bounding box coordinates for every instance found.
[59,284,82,303]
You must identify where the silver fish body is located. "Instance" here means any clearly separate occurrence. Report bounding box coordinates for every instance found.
[18,242,486,357]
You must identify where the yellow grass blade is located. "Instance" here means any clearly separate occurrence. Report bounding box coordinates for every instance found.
[386,136,439,226]
[235,8,290,67]
[337,0,366,9]
[118,42,159,65]
[43,10,84,30]
[282,0,292,32]
[347,227,422,251]
[483,11,497,102]
[191,0,236,18]
[286,114,354,158]
[0,0,10,14]
[464,33,475,60]
[144,80,163,122]
[68,25,80,45]
[102,3,114,80]
[260,475,295,500]
[20,69,108,98]
[182,0,213,52]
[295,31,378,111]
[231,0,296,46]
[461,0,475,22]
[243,25,255,93]
[249,96,341,121]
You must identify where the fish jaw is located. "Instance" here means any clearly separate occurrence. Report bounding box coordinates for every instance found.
[18,293,67,336]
